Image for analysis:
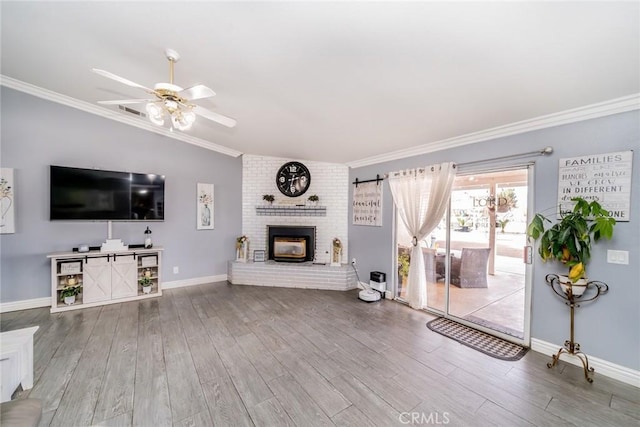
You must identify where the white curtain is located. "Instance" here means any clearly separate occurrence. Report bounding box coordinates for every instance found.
[388,162,456,309]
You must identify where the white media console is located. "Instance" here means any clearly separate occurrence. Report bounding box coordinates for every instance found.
[47,247,163,313]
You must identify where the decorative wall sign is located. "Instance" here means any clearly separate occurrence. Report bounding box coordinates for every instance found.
[557,150,633,221]
[352,181,383,226]
[197,183,214,230]
[0,168,15,234]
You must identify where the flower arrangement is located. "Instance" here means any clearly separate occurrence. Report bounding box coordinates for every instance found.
[308,194,319,202]
[262,194,275,203]
[199,192,213,206]
[333,238,342,249]
[236,235,248,249]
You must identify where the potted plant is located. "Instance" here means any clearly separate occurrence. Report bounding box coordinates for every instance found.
[139,276,153,294]
[60,284,81,305]
[307,194,319,206]
[527,197,616,296]
[262,194,275,205]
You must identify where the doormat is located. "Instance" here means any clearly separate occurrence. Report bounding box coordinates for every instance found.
[426,317,529,361]
[463,315,524,340]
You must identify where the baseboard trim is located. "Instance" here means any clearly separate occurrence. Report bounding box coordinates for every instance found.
[531,338,640,387]
[0,297,51,313]
[162,274,228,289]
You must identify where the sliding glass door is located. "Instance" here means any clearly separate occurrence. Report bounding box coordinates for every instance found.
[396,166,531,344]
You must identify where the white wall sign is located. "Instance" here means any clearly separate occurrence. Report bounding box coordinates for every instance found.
[0,168,15,234]
[352,181,383,226]
[557,150,633,221]
[197,183,214,230]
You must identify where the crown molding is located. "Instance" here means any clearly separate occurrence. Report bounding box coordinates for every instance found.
[0,75,243,158]
[347,94,640,169]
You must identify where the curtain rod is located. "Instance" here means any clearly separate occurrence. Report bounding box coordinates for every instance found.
[457,146,553,168]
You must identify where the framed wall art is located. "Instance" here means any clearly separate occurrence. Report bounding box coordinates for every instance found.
[1,168,15,234]
[197,183,214,230]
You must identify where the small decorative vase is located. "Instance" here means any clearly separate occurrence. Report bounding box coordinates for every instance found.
[64,295,76,305]
[143,285,152,294]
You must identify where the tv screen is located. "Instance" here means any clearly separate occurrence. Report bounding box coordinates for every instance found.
[50,166,165,221]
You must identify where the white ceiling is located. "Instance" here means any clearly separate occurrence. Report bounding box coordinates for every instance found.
[1,2,638,164]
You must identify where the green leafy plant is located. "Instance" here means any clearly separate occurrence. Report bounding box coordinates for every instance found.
[138,277,153,288]
[262,194,275,203]
[307,194,319,202]
[527,197,616,282]
[60,285,81,300]
[497,217,510,233]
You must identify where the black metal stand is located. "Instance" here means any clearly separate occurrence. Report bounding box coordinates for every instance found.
[545,274,608,383]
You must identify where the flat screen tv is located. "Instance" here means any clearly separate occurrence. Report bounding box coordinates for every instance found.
[50,165,165,221]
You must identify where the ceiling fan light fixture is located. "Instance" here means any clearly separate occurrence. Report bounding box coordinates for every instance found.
[146,102,165,126]
[171,110,194,131]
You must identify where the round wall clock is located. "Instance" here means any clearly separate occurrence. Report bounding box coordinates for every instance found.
[276,161,311,197]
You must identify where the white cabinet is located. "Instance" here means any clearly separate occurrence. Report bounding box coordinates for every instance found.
[48,247,163,313]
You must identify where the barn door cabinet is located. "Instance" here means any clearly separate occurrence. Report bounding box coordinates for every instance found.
[48,247,163,313]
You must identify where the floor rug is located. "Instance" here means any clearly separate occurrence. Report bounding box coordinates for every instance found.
[427,317,529,361]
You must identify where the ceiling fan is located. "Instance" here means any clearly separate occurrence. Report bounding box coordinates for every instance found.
[92,48,236,130]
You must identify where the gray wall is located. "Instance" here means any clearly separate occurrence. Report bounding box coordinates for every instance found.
[0,87,242,303]
[349,111,640,370]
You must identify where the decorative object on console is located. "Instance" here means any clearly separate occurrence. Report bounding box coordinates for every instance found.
[60,284,81,305]
[93,48,237,130]
[236,235,249,263]
[144,226,153,248]
[262,194,275,205]
[197,183,214,230]
[276,161,311,197]
[331,238,342,267]
[139,276,153,294]
[78,244,90,253]
[0,168,15,234]
[101,239,128,253]
[527,197,616,296]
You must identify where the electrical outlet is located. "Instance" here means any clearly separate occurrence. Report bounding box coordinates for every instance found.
[173,266,179,274]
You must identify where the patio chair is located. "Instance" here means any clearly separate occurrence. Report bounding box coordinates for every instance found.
[422,248,438,283]
[450,247,491,288]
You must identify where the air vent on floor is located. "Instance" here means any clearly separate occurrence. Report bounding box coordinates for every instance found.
[118,105,146,118]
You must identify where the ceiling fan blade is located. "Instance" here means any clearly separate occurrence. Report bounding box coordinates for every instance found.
[97,99,155,105]
[178,84,216,101]
[92,68,156,94]
[193,105,237,128]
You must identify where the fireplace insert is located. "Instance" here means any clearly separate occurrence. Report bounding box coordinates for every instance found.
[267,225,315,262]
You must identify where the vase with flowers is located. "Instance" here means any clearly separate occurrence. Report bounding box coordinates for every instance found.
[236,235,249,262]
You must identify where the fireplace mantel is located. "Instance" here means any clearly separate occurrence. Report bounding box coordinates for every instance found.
[256,205,326,217]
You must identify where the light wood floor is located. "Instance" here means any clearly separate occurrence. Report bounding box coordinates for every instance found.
[1,282,638,426]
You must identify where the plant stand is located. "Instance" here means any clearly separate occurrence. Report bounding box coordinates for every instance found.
[545,273,608,383]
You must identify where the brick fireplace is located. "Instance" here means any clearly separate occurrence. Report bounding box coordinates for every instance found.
[241,155,349,265]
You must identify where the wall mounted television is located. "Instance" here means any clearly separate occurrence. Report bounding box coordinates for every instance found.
[50,165,165,221]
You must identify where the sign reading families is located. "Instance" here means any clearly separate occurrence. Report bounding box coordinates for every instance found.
[353,181,383,226]
[557,150,633,221]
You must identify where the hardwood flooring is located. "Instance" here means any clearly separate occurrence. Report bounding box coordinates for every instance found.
[1,282,638,426]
